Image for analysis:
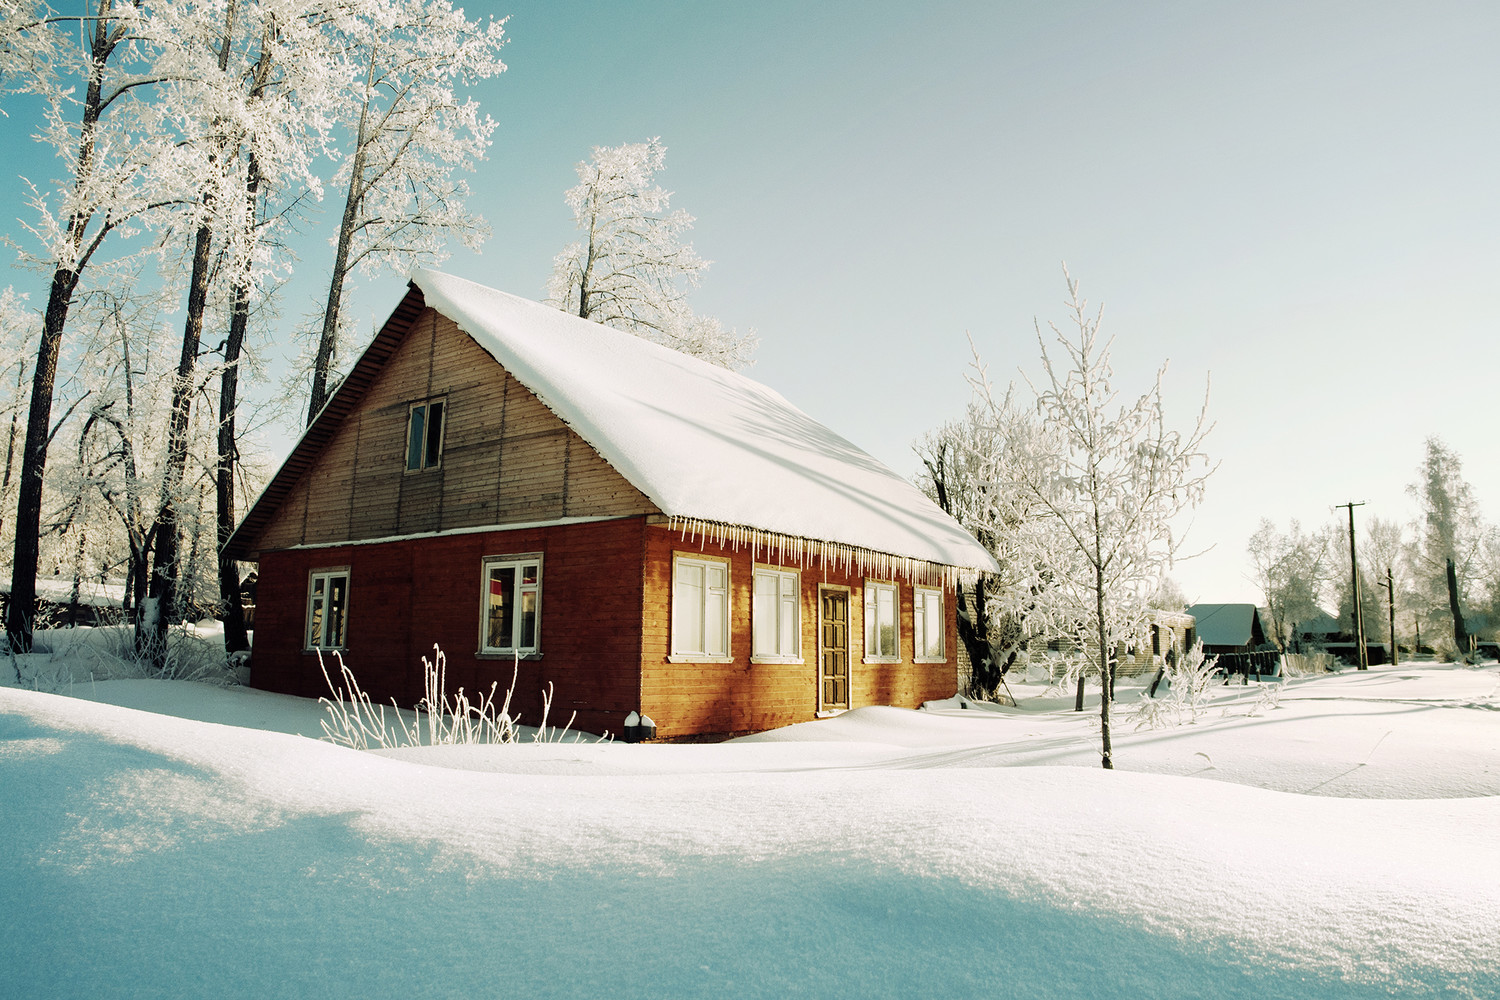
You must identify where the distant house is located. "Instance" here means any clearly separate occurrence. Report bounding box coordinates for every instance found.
[1293,609,1340,649]
[225,271,998,738]
[1184,603,1270,655]
[1010,607,1196,681]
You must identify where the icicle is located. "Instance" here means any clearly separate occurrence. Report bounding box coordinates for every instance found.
[665,514,970,586]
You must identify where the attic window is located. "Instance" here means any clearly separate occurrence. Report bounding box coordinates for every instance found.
[406,399,445,471]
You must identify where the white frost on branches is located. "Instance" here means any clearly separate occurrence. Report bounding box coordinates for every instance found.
[305,0,507,423]
[547,138,756,370]
[966,268,1214,767]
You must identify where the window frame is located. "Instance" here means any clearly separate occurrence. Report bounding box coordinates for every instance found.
[305,567,351,652]
[913,586,945,662]
[405,397,447,473]
[862,579,900,663]
[751,565,802,663]
[479,553,543,656]
[670,553,732,662]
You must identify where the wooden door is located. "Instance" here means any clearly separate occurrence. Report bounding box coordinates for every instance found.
[820,589,850,711]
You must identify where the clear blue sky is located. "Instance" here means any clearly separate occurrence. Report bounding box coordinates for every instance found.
[3,0,1497,603]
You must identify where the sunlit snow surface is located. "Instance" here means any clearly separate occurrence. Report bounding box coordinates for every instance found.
[3,659,1499,998]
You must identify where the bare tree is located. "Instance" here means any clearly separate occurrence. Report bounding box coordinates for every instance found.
[971,269,1213,769]
[547,138,756,369]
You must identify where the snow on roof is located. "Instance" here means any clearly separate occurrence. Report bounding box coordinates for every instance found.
[412,270,998,573]
[1185,603,1264,647]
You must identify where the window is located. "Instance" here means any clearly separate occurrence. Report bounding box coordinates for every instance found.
[481,555,541,654]
[672,555,729,659]
[863,580,899,661]
[752,567,800,661]
[913,587,944,661]
[405,398,446,471]
[306,569,349,650]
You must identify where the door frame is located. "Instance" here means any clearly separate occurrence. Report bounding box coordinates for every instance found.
[817,584,852,716]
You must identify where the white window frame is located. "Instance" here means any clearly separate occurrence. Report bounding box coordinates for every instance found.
[913,587,945,662]
[752,565,801,663]
[480,554,542,655]
[863,579,900,663]
[670,553,731,662]
[405,397,447,472]
[305,568,350,651]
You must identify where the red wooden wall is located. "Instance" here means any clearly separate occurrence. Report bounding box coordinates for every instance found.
[252,517,648,738]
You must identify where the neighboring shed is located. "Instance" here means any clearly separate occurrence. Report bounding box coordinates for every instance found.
[226,271,998,738]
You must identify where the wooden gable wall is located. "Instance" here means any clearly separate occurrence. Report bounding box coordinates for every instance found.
[250,308,655,553]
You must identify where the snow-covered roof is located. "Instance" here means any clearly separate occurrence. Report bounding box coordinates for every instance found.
[1185,603,1265,648]
[411,270,997,573]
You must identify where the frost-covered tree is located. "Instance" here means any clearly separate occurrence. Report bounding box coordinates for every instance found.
[1407,437,1482,654]
[547,138,756,370]
[304,0,507,425]
[1248,518,1331,650]
[2,1,182,652]
[970,270,1213,769]
[916,394,1069,701]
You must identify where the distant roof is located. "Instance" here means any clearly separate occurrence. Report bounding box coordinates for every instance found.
[1185,603,1265,647]
[415,271,997,573]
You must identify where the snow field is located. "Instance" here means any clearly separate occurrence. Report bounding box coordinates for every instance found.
[2,659,1498,997]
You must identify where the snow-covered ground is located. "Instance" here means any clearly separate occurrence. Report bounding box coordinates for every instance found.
[3,643,1498,998]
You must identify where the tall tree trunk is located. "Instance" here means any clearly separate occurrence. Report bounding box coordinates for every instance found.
[216,156,260,656]
[1446,557,1469,655]
[139,221,213,665]
[307,69,373,427]
[8,268,83,651]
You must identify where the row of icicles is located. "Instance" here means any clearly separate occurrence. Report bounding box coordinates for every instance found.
[666,516,968,587]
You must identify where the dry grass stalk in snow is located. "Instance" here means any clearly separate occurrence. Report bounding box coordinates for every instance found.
[319,645,582,749]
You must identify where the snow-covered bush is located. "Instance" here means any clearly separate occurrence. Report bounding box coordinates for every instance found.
[1131,640,1220,730]
[5,622,241,691]
[319,645,586,750]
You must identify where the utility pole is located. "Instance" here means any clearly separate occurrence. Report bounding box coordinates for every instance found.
[1379,567,1397,666]
[1336,501,1368,670]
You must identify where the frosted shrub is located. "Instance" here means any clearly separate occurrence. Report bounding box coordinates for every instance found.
[1246,680,1285,717]
[319,645,585,750]
[7,621,240,691]
[1131,640,1220,730]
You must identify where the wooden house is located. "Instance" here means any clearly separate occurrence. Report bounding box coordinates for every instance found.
[225,271,999,739]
